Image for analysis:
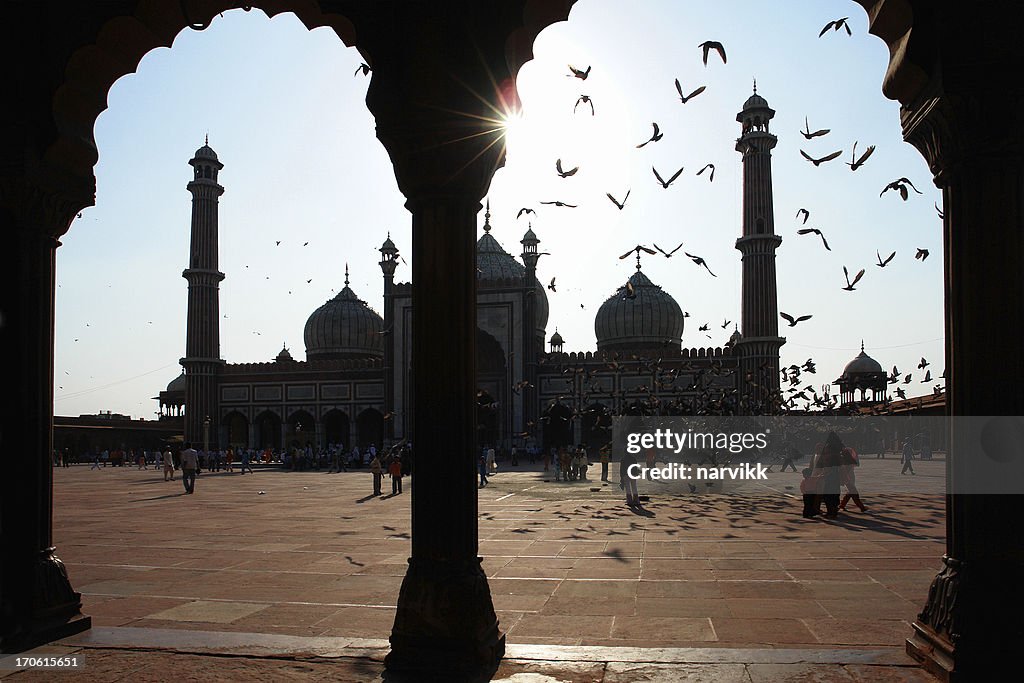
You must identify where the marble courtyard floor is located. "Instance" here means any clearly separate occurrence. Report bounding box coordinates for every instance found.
[3,458,944,681]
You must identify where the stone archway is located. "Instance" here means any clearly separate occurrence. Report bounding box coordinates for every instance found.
[322,409,350,449]
[223,411,248,448]
[254,410,282,451]
[6,2,1021,680]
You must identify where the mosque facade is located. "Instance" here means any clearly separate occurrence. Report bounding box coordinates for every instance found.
[161,91,792,452]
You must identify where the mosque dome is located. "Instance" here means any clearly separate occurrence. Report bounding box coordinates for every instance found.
[729,327,743,346]
[166,372,186,393]
[193,143,218,161]
[842,343,884,375]
[304,273,384,360]
[742,92,769,110]
[275,345,295,362]
[549,329,564,346]
[594,269,684,352]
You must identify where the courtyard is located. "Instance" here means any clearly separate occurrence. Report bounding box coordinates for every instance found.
[1,458,943,680]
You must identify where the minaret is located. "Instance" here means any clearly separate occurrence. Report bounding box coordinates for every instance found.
[734,83,785,412]
[181,138,225,445]
[380,233,399,444]
[519,215,541,439]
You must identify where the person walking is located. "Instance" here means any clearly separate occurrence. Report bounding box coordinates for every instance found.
[162,447,175,481]
[389,454,403,494]
[901,438,916,475]
[486,445,496,474]
[599,445,610,481]
[180,442,198,494]
[240,448,254,475]
[370,452,383,496]
[779,444,799,472]
[839,446,867,512]
[816,433,843,518]
[225,446,234,473]
[620,449,639,507]
[478,452,489,488]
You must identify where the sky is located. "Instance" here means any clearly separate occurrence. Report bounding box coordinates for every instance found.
[54,0,944,419]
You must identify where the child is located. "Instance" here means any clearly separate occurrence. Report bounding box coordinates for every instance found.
[800,467,820,518]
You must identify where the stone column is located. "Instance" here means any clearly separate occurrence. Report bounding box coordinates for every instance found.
[902,82,1024,681]
[0,179,91,652]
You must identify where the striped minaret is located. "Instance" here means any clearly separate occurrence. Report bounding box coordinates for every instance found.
[181,138,225,445]
[734,83,785,413]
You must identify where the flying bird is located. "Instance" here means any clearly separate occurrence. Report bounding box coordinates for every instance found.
[516,207,536,219]
[797,228,831,251]
[846,141,875,171]
[721,319,732,329]
[568,64,591,80]
[636,122,663,148]
[685,252,716,277]
[574,95,594,115]
[606,190,631,210]
[555,158,579,178]
[819,17,852,37]
[354,62,371,77]
[698,324,709,332]
[922,369,932,382]
[698,40,727,65]
[800,149,842,166]
[795,208,810,224]
[935,202,944,219]
[619,245,656,260]
[653,243,683,258]
[895,387,907,399]
[674,79,706,103]
[652,165,684,188]
[841,266,865,291]
[876,250,896,267]
[623,281,637,300]
[548,277,557,292]
[540,200,577,208]
[880,177,923,200]
[780,312,813,327]
[697,163,715,182]
[918,357,930,369]
[800,117,830,139]
[915,248,930,261]
[275,240,282,246]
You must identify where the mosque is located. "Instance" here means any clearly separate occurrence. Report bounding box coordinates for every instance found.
[157,88,885,452]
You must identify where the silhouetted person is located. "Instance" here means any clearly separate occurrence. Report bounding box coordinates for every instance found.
[180,442,198,494]
[901,438,916,475]
[800,467,820,518]
[839,446,867,512]
[620,450,639,507]
[816,433,843,518]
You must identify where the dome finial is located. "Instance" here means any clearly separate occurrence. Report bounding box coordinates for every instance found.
[345,263,350,287]
[205,132,209,145]
[861,339,865,353]
[483,201,492,233]
[752,77,757,94]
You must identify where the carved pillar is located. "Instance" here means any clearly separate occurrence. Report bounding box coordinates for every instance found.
[902,79,1024,682]
[0,177,92,652]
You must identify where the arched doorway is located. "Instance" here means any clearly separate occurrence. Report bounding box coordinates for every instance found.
[286,410,315,449]
[254,411,282,451]
[224,411,248,448]
[476,328,507,450]
[356,408,384,450]
[322,409,350,450]
[580,402,611,450]
[476,390,499,450]
[542,402,573,451]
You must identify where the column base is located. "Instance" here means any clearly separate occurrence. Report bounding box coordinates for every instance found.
[906,621,955,682]
[386,556,504,680]
[1,548,92,653]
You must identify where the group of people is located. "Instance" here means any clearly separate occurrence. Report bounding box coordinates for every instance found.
[800,432,867,518]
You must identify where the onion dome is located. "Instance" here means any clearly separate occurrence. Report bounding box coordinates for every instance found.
[166,372,186,393]
[729,326,743,346]
[841,341,883,375]
[594,269,684,352]
[275,344,295,362]
[549,329,564,346]
[742,92,768,111]
[304,265,384,360]
[193,134,218,161]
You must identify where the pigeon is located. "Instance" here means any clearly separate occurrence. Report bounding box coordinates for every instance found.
[674,79,706,103]
[548,277,557,292]
[652,166,684,189]
[540,201,577,208]
[516,207,535,219]
[795,208,810,224]
[916,248,930,261]
[636,122,663,148]
[698,40,727,65]
[574,95,594,115]
[918,357,930,369]
[797,228,830,251]
[842,266,865,291]
[780,312,812,327]
[555,158,579,178]
[846,141,875,171]
[935,202,944,220]
[685,252,716,277]
[697,163,715,182]
[800,149,842,166]
[653,243,683,258]
[819,17,852,37]
[354,62,371,77]
[881,177,923,200]
[568,64,591,80]
[876,250,896,267]
[800,117,830,139]
[606,190,631,210]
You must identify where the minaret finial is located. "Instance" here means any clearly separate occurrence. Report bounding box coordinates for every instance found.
[345,263,350,287]
[483,201,492,233]
[752,78,757,94]
[205,132,209,145]
[861,339,865,353]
